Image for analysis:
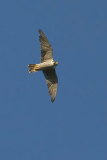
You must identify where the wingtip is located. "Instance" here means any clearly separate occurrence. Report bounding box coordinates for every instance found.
[38,29,42,34]
[51,98,55,103]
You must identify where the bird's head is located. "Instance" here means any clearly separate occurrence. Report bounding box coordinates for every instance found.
[54,61,58,66]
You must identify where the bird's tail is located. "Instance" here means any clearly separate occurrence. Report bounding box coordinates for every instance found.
[28,64,40,73]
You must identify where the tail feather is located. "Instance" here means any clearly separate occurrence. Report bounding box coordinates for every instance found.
[28,64,39,73]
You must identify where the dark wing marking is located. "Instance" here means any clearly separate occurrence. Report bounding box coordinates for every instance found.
[39,29,53,62]
[43,69,58,102]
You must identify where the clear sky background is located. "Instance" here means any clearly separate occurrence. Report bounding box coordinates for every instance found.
[0,0,107,159]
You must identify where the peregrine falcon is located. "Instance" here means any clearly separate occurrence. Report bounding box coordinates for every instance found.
[28,29,58,102]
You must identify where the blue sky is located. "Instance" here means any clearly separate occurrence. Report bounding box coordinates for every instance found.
[0,0,107,159]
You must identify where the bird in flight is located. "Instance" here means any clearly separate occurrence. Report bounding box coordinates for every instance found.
[28,29,58,102]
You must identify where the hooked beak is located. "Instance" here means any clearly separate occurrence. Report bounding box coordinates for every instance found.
[55,61,58,65]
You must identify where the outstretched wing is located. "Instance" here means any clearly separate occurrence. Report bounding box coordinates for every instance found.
[39,29,53,62]
[43,69,58,102]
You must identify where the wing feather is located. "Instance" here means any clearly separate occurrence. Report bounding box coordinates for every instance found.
[39,29,53,62]
[43,69,58,102]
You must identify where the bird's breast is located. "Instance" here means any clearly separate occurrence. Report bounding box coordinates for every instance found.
[38,60,54,70]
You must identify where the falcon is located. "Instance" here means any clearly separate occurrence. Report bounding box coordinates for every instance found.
[28,29,58,102]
